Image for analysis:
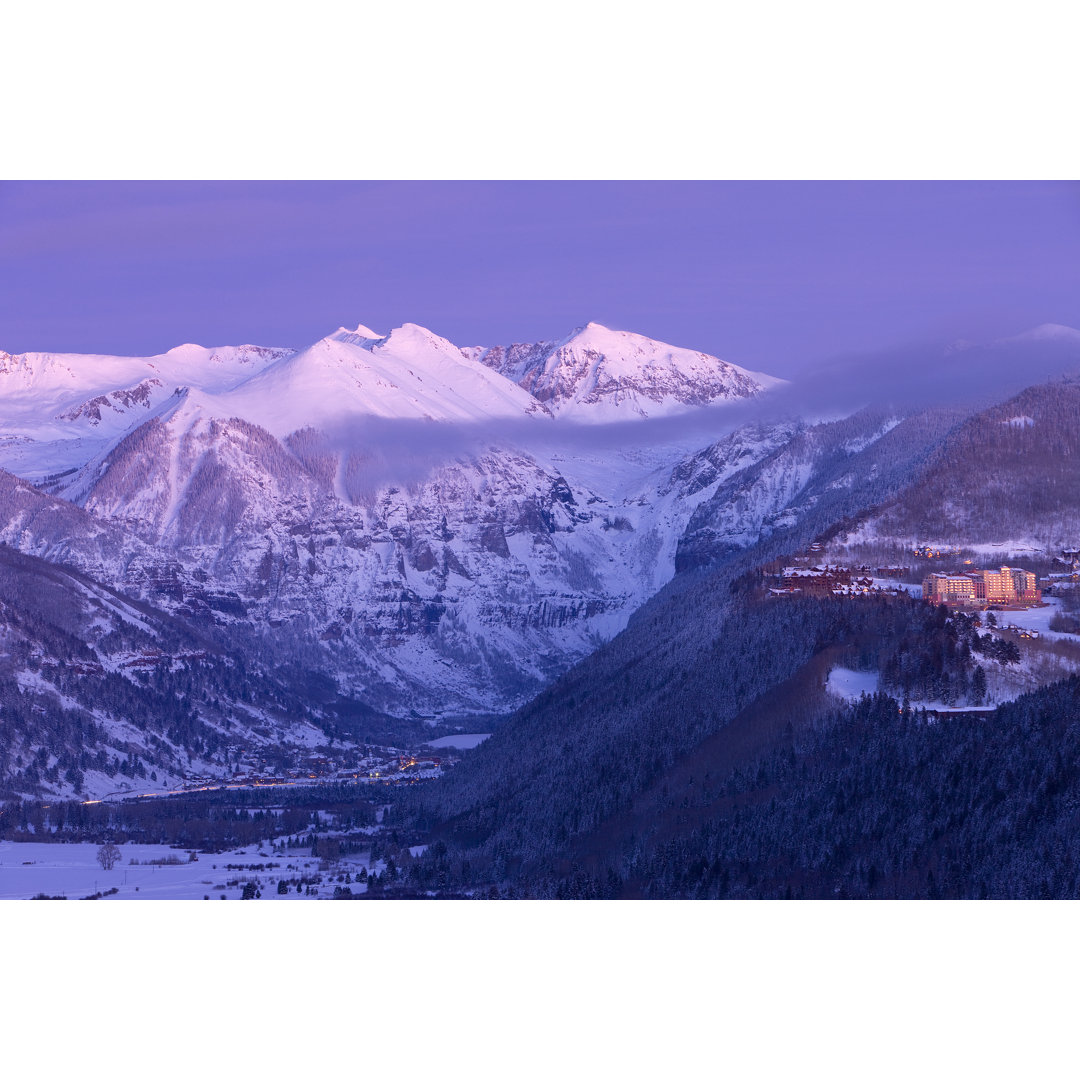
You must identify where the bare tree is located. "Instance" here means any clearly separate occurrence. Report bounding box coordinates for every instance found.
[97,842,121,871]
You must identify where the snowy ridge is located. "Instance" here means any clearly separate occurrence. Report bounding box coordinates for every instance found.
[998,323,1080,346]
[1,320,785,484]
[0,342,292,405]
[468,321,783,422]
[214,323,555,436]
[0,343,293,482]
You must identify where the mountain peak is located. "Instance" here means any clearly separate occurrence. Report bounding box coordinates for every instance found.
[476,324,781,421]
[379,322,459,353]
[563,321,619,344]
[991,323,1080,348]
[351,322,384,339]
[1021,322,1080,342]
[205,319,551,434]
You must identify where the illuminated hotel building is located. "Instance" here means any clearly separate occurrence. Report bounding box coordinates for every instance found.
[922,574,977,602]
[922,566,1041,605]
[981,567,1014,602]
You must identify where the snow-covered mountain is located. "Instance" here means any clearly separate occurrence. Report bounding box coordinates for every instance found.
[0,320,788,719]
[60,406,783,717]
[0,533,361,802]
[465,321,782,422]
[0,342,292,483]
[2,321,776,484]
[216,323,555,436]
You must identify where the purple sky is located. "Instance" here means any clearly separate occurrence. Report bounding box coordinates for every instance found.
[2,181,1078,378]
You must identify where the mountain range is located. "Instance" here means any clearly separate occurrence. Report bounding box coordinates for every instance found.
[4,317,1080,812]
[0,321,796,795]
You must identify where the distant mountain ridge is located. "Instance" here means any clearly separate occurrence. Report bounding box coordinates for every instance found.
[0,321,776,484]
[0,342,294,482]
[465,322,783,422]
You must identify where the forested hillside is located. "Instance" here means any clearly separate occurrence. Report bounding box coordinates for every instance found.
[860,378,1080,545]
[625,679,1080,899]
[0,543,405,800]
[402,587,973,885]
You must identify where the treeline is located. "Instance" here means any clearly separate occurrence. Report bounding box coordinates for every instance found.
[0,642,311,798]
[0,784,378,850]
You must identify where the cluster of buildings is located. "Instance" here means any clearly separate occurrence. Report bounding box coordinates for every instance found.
[922,565,1041,607]
[770,565,901,598]
[914,544,963,559]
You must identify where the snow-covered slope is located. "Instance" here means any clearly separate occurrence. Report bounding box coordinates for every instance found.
[465,322,783,421]
[61,401,784,715]
[837,379,1080,554]
[217,324,554,436]
[0,538,358,801]
[675,407,962,572]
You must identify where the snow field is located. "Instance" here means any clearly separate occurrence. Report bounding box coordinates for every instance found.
[422,733,491,750]
[0,840,374,901]
[825,667,880,701]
